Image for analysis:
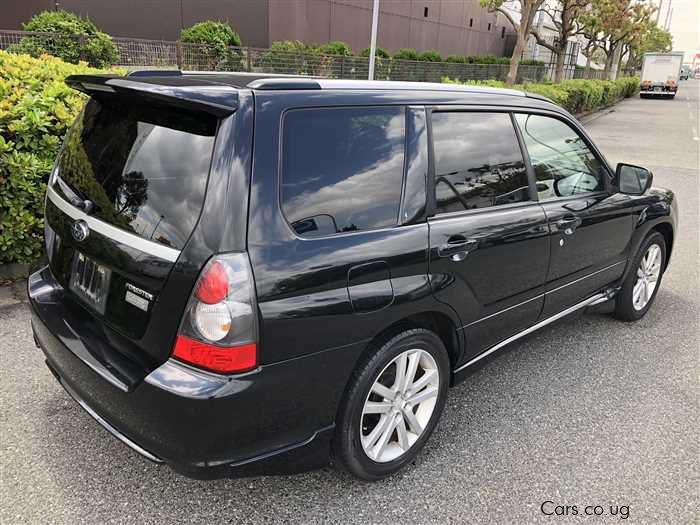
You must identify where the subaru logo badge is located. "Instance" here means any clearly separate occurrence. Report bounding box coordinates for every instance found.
[71,220,89,242]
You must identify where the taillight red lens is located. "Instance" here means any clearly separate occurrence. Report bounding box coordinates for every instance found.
[195,260,229,304]
[172,335,257,373]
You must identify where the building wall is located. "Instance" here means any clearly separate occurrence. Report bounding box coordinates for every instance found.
[1,0,270,47]
[268,0,512,56]
[2,0,513,57]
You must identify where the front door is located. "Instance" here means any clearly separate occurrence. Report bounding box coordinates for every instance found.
[427,110,550,361]
[513,113,635,317]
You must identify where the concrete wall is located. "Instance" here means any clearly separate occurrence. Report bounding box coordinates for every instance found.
[2,0,512,57]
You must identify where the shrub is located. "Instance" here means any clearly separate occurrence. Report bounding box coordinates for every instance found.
[443,75,639,114]
[181,20,242,48]
[393,48,419,61]
[9,10,118,68]
[180,20,242,70]
[0,50,120,263]
[319,41,352,56]
[257,40,324,75]
[519,59,545,66]
[418,50,442,62]
[359,47,390,59]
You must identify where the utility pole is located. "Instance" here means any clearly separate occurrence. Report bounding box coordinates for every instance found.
[368,0,379,80]
[655,0,663,24]
[664,0,673,30]
[665,8,673,30]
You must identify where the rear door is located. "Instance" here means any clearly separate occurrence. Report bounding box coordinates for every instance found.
[45,94,219,367]
[427,110,550,360]
[513,112,635,317]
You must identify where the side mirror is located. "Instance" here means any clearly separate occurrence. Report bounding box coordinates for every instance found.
[616,163,653,195]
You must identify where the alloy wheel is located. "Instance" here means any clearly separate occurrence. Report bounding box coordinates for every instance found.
[633,243,662,311]
[360,348,440,463]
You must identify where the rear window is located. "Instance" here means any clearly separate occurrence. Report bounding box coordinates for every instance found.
[281,106,405,237]
[52,97,217,250]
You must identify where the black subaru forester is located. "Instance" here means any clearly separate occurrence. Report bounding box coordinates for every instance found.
[30,72,677,480]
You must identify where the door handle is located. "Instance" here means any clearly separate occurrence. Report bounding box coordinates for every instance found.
[438,237,478,258]
[556,214,582,235]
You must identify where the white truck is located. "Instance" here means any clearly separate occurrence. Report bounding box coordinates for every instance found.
[640,52,684,98]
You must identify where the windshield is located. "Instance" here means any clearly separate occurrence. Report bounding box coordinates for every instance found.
[52,97,217,250]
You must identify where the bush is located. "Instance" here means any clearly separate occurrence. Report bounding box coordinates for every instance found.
[418,50,442,62]
[393,48,419,61]
[181,20,242,70]
[443,75,639,114]
[359,47,390,59]
[319,41,352,56]
[257,40,324,75]
[9,10,118,68]
[0,50,120,263]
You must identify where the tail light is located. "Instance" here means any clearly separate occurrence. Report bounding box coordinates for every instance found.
[172,253,258,374]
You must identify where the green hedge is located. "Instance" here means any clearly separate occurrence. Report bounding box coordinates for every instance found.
[8,10,118,68]
[0,50,120,263]
[443,76,640,114]
[181,21,243,70]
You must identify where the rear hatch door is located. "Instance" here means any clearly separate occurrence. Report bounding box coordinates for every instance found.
[45,75,236,371]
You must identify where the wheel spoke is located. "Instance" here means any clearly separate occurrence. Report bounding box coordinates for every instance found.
[403,352,420,393]
[408,386,438,405]
[633,281,644,304]
[646,281,655,299]
[403,407,423,435]
[371,382,395,401]
[396,416,410,450]
[393,352,407,392]
[637,267,645,278]
[408,369,437,395]
[371,414,398,459]
[363,401,392,415]
[364,414,392,451]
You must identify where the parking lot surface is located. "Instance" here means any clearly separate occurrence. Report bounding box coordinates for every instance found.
[1,81,698,524]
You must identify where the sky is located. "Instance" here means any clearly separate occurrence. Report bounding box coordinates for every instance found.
[652,0,700,63]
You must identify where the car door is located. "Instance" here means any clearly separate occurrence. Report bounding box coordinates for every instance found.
[427,110,550,361]
[513,112,636,318]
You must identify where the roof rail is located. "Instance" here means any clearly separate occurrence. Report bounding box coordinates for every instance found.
[127,69,182,77]
[247,78,323,90]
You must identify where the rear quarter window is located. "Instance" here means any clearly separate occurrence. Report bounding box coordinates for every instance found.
[281,106,406,237]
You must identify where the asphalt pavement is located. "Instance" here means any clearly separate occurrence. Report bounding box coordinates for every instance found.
[1,80,698,525]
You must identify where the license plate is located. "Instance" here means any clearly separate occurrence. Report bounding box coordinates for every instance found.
[69,252,111,314]
[654,86,662,92]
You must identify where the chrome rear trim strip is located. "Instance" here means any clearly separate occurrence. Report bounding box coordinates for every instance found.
[57,375,164,463]
[47,186,181,263]
[454,291,609,374]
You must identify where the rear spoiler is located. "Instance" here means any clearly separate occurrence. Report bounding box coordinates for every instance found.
[65,74,238,117]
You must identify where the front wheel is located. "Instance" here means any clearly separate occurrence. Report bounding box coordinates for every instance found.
[332,329,449,480]
[614,232,666,321]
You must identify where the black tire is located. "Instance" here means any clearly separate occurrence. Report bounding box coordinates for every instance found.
[614,232,666,321]
[332,328,450,480]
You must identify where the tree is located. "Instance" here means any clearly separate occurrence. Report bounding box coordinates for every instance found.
[481,0,547,85]
[530,0,591,82]
[580,0,656,79]
[623,22,672,70]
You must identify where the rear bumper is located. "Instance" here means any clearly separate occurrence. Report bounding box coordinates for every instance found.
[29,266,361,478]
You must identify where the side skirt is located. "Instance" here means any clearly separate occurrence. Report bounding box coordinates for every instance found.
[452,288,617,380]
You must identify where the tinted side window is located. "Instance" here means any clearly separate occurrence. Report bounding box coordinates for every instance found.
[514,113,605,200]
[431,112,530,214]
[282,107,405,237]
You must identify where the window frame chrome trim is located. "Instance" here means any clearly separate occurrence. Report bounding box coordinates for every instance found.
[47,186,181,263]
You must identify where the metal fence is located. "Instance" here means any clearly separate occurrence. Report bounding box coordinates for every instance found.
[0,30,632,83]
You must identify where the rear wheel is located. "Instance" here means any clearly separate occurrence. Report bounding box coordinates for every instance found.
[333,329,449,480]
[614,232,666,321]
